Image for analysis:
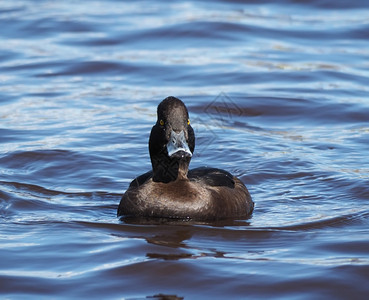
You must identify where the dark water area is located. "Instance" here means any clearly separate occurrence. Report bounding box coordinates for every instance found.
[1,0,369,299]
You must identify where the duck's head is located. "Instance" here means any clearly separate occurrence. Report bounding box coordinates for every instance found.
[149,96,195,183]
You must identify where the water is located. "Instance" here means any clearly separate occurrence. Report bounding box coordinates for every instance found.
[1,0,369,299]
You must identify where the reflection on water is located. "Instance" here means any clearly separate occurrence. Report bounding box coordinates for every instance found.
[1,0,369,299]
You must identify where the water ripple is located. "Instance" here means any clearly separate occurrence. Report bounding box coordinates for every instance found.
[1,0,369,298]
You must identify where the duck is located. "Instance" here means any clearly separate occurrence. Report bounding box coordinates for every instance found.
[117,96,254,220]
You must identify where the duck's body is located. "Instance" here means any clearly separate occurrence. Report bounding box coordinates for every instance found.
[118,97,254,221]
[119,167,253,220]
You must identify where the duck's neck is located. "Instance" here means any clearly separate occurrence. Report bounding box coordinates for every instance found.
[151,156,190,183]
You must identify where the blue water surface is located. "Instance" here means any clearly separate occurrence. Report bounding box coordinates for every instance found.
[1,0,369,299]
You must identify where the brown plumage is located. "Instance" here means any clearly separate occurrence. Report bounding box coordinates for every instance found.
[118,96,254,220]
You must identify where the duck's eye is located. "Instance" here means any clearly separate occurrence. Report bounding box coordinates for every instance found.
[187,119,190,125]
[160,119,164,126]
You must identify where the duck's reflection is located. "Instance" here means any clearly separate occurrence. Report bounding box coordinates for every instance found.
[121,217,195,260]
[120,216,251,261]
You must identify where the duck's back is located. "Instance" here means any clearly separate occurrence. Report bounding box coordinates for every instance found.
[118,167,253,220]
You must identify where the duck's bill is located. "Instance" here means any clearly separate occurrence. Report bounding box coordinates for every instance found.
[167,130,192,158]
